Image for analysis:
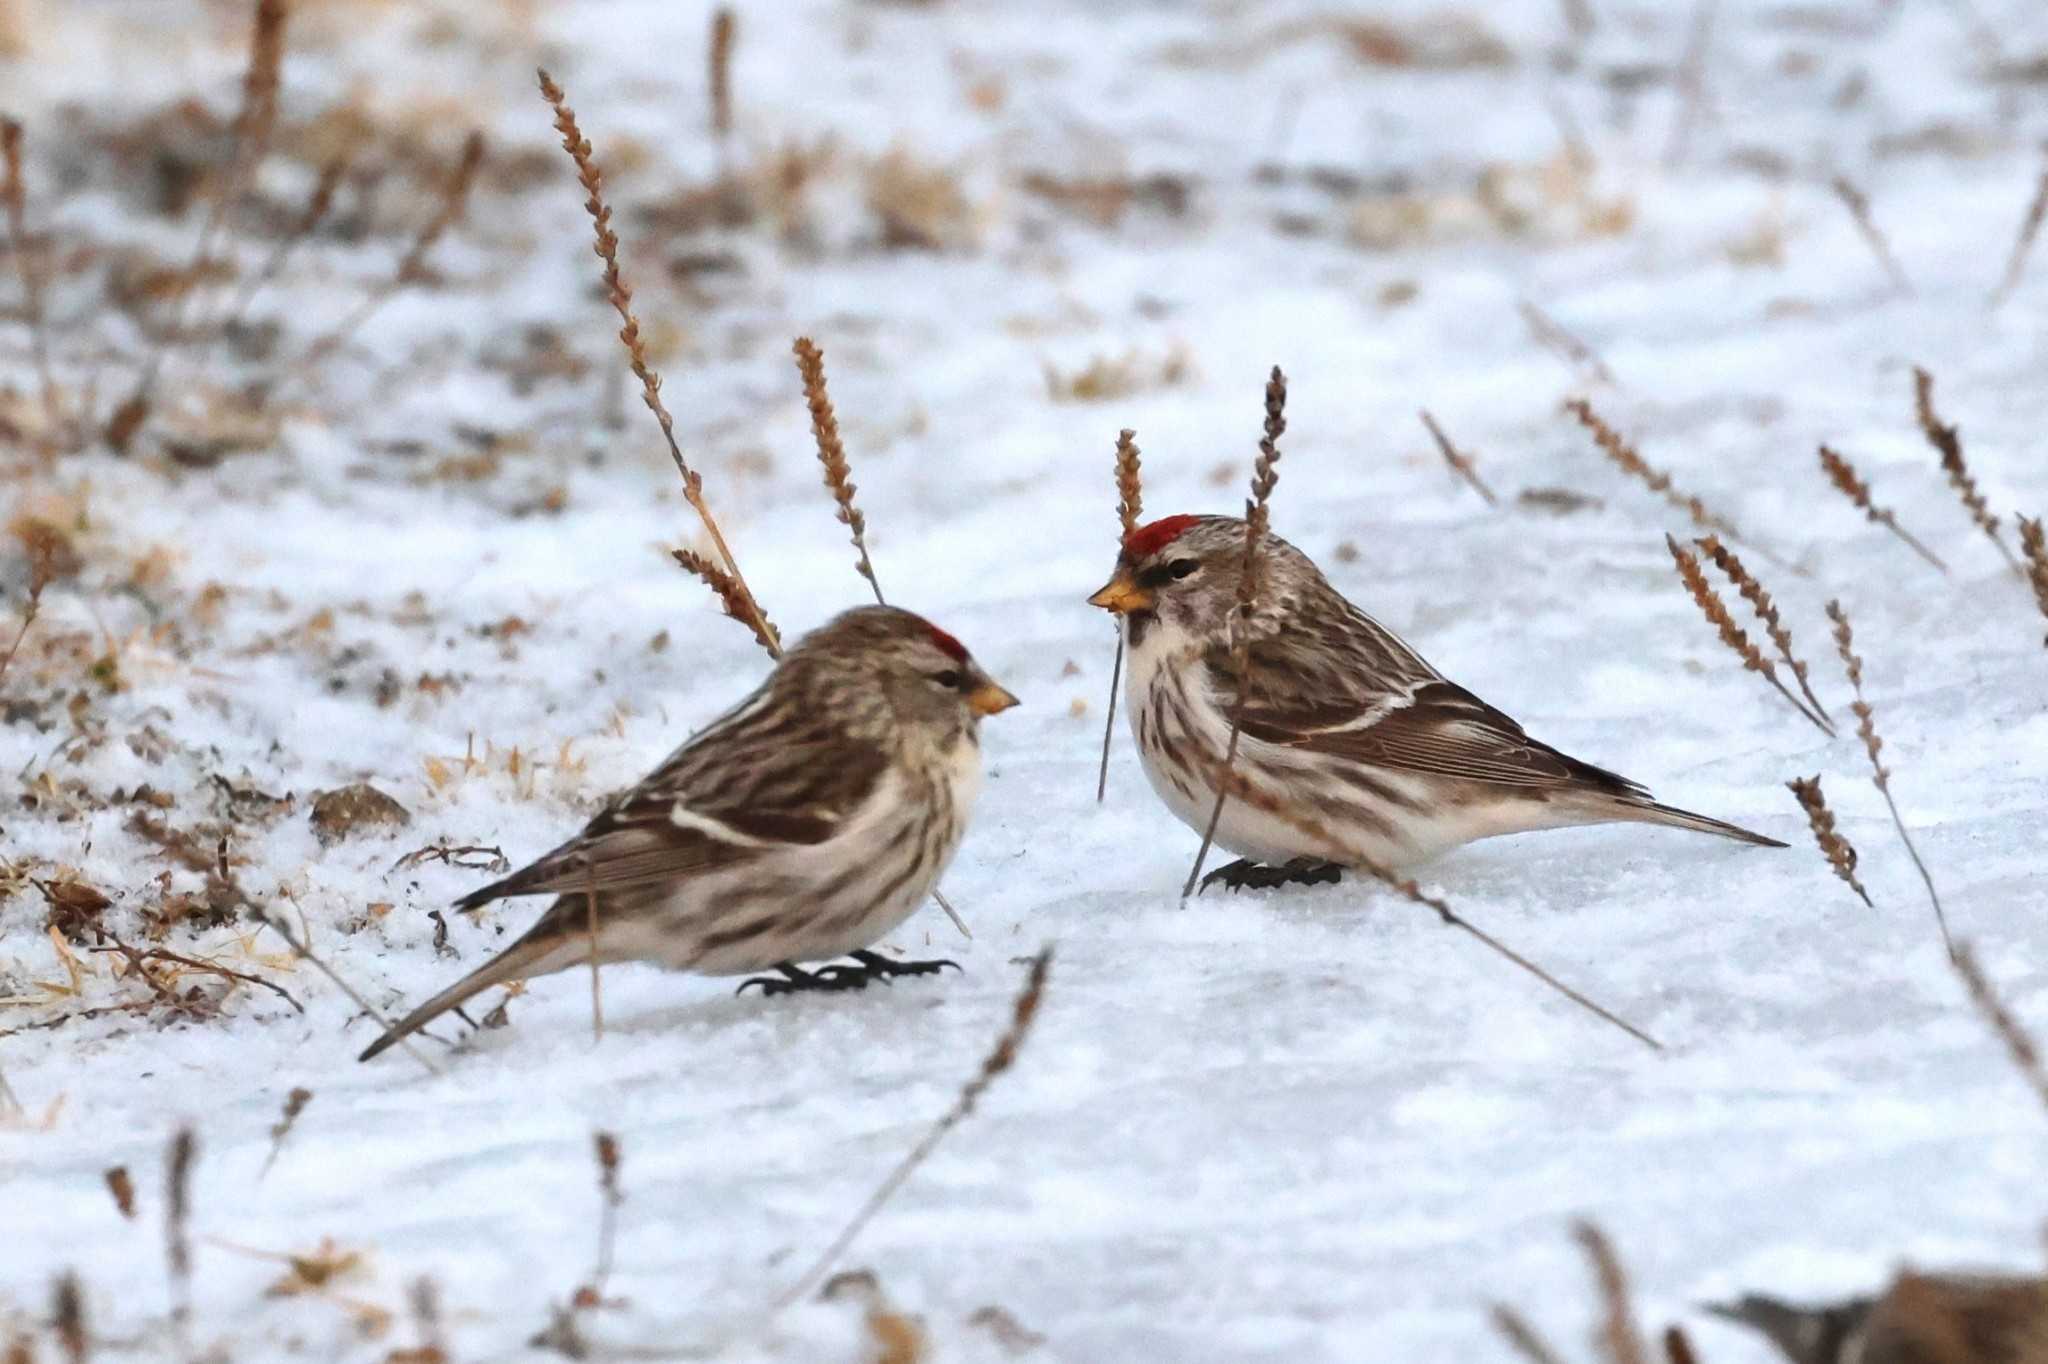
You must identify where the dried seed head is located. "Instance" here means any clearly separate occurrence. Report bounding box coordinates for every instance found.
[1787,775,1870,906]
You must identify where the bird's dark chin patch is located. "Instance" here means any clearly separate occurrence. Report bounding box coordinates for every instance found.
[1126,611,1158,648]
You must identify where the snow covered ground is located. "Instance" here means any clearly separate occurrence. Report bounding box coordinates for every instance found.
[3,0,2046,1358]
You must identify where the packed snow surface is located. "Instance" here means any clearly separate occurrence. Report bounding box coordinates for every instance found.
[2,0,2045,1359]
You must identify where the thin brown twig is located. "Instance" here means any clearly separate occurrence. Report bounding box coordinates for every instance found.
[208,152,350,339]
[540,69,776,661]
[294,130,484,370]
[54,1270,87,1364]
[109,0,289,451]
[775,947,1052,1311]
[259,1086,313,1179]
[1817,445,1948,573]
[1827,599,1953,959]
[257,906,440,1073]
[1521,301,1615,385]
[1831,175,1913,296]
[590,1131,623,1297]
[1990,165,2048,306]
[1184,366,1287,901]
[166,1126,196,1341]
[1695,533,1831,727]
[1787,775,1871,907]
[1566,400,1780,566]
[95,937,306,1013]
[1419,410,1499,505]
[671,549,780,655]
[793,337,882,601]
[0,533,54,691]
[1950,942,2048,1115]
[1575,1221,1651,1364]
[1666,534,1831,734]
[1,117,62,444]
[2020,516,2048,645]
[1491,1305,1569,1364]
[709,7,736,138]
[1205,759,1662,1049]
[1914,366,2021,574]
[1097,427,1143,804]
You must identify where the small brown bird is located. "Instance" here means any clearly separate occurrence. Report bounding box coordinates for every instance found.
[1088,514,1783,891]
[359,606,1018,1062]
[1710,1272,2048,1363]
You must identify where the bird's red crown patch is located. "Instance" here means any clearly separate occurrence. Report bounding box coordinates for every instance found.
[927,623,968,662]
[1123,513,1201,560]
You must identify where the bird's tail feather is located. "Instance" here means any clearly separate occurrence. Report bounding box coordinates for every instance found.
[1613,797,1787,848]
[357,929,581,1063]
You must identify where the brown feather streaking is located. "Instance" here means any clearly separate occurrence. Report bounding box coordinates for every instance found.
[1817,444,1948,573]
[1666,535,1831,733]
[1202,759,1661,1050]
[1182,367,1287,900]
[1695,534,1831,729]
[2021,516,2048,645]
[1,118,62,444]
[1097,428,1143,803]
[1787,775,1871,907]
[1914,366,2022,574]
[793,337,882,602]
[1950,942,2048,1115]
[1419,409,1499,505]
[1827,599,1953,959]
[1831,174,1913,296]
[538,68,778,655]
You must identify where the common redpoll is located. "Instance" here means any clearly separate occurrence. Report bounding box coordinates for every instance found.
[1088,514,1783,891]
[1709,1272,2048,1364]
[359,605,1018,1062]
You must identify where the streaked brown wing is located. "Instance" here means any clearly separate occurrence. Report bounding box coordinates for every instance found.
[457,688,891,907]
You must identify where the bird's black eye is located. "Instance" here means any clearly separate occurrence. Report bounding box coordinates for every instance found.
[1167,559,1199,579]
[931,669,965,689]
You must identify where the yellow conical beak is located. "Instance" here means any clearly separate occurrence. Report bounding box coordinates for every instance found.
[968,679,1020,717]
[1087,572,1152,615]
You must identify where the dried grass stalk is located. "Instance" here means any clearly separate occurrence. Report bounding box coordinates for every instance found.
[54,1271,86,1364]
[1695,533,1831,726]
[258,1086,313,1179]
[165,1126,196,1337]
[297,130,484,367]
[213,152,349,336]
[110,0,289,449]
[1566,399,1747,546]
[1831,175,1913,295]
[1420,410,1498,505]
[1662,0,1715,169]
[672,549,780,655]
[709,7,736,138]
[793,337,882,601]
[1183,366,1286,900]
[105,1166,137,1219]
[1521,301,1615,385]
[1662,1325,1701,1364]
[1,117,61,442]
[1914,366,2021,574]
[1787,775,1871,907]
[2021,516,2048,644]
[1204,761,1661,1049]
[1491,1305,1569,1364]
[590,1130,623,1296]
[1991,166,2048,306]
[1827,599,1953,958]
[1666,534,1831,733]
[0,531,54,689]
[1817,444,1948,572]
[1098,427,1142,803]
[258,907,440,1073]
[776,947,1052,1310]
[1575,1221,1651,1364]
[1951,942,2048,1115]
[539,69,779,656]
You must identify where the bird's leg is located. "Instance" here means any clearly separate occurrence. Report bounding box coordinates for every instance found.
[735,962,872,997]
[1198,857,1345,893]
[848,948,960,981]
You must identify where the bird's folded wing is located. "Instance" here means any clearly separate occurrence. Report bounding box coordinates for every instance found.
[1235,673,1646,796]
[455,728,891,905]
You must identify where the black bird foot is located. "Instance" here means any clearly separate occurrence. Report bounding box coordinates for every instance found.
[1198,858,1345,894]
[736,962,873,997]
[850,949,960,981]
